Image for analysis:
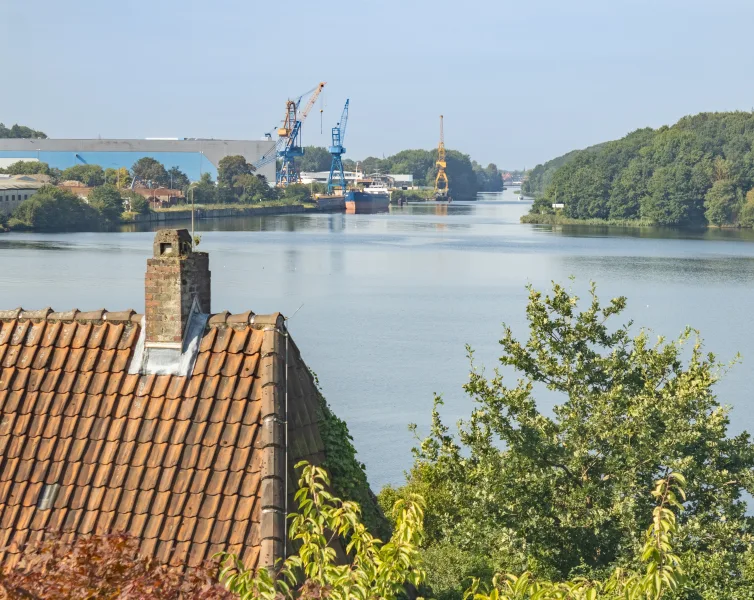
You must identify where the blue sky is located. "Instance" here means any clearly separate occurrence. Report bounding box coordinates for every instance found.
[3,0,754,169]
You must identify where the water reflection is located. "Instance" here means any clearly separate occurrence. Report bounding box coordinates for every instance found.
[5,190,754,489]
[537,223,754,243]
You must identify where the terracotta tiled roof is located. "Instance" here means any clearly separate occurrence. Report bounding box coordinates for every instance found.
[0,308,325,571]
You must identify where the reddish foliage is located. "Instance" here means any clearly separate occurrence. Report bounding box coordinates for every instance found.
[0,533,236,600]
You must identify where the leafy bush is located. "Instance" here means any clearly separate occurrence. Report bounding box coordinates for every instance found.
[217,462,427,600]
[0,160,53,176]
[60,164,105,187]
[88,184,125,224]
[280,183,312,204]
[385,281,754,600]
[122,191,150,214]
[0,533,234,600]
[12,186,102,231]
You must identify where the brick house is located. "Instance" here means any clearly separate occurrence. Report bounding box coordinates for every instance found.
[0,229,328,571]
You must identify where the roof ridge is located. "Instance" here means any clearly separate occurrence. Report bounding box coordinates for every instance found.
[0,308,285,328]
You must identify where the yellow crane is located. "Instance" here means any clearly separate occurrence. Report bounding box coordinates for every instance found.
[434,115,449,197]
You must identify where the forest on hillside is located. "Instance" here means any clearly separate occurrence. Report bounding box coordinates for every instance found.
[525,111,754,227]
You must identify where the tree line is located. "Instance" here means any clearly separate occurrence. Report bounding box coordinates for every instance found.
[525,111,754,227]
[0,122,46,139]
[0,155,318,232]
[295,146,505,199]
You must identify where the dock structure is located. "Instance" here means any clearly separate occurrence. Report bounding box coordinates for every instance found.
[0,138,276,182]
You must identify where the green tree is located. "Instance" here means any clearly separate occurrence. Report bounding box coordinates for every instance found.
[522,112,754,226]
[280,183,311,204]
[104,167,132,188]
[473,162,504,192]
[0,160,52,176]
[466,474,688,600]
[384,281,754,600]
[217,155,255,188]
[296,146,333,172]
[87,184,124,225]
[191,172,217,204]
[60,164,105,187]
[704,179,741,226]
[123,191,150,214]
[131,157,169,186]
[12,186,102,231]
[217,462,427,600]
[0,123,47,138]
[234,173,275,203]
[166,166,189,190]
[641,162,710,225]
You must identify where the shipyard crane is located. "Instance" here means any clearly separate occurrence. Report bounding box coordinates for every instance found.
[251,82,326,186]
[434,115,449,198]
[327,99,349,194]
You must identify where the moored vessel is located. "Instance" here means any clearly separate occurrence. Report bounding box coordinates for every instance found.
[345,188,390,214]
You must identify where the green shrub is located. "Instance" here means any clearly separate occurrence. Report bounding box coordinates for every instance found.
[12,186,102,231]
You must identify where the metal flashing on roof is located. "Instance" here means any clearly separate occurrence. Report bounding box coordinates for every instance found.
[128,305,209,376]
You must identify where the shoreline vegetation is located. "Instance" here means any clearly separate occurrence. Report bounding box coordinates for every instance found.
[0,133,511,232]
[522,111,754,230]
[520,212,658,227]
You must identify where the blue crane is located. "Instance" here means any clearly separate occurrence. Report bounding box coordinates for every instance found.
[327,99,349,194]
[252,82,326,187]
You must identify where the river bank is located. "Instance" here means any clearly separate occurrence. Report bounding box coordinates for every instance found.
[521,213,657,227]
[1,198,345,233]
[520,211,754,230]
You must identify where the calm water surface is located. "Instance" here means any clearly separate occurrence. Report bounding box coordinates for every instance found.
[2,188,754,489]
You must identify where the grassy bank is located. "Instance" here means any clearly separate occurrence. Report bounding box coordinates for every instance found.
[156,199,300,212]
[521,212,658,227]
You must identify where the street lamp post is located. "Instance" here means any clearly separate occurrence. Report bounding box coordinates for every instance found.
[188,182,197,248]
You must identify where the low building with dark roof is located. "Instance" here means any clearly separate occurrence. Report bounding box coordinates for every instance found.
[0,229,333,571]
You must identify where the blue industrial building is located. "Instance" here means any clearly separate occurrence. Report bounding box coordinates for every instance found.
[0,138,275,182]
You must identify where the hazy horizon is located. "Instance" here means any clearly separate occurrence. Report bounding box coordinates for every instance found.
[3,0,754,170]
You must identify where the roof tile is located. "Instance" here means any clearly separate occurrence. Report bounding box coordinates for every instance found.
[31,345,52,370]
[87,323,109,349]
[246,330,264,355]
[2,346,21,369]
[0,321,16,346]
[118,323,140,350]
[240,354,259,379]
[200,376,220,399]
[206,353,226,377]
[228,328,250,354]
[199,328,217,352]
[94,350,116,374]
[112,349,132,373]
[152,375,171,398]
[103,323,125,350]
[17,346,39,370]
[10,321,31,346]
[120,375,139,396]
[0,308,320,572]
[71,323,92,349]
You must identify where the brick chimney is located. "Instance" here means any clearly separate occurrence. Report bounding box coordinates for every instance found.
[145,229,211,347]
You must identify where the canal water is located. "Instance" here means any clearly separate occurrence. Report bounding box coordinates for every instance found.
[2,188,754,490]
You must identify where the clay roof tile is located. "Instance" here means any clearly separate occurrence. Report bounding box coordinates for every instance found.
[0,305,322,572]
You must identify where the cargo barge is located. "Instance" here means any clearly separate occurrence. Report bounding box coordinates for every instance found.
[345,188,390,214]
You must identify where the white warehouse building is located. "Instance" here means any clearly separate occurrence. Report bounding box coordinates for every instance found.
[0,176,47,215]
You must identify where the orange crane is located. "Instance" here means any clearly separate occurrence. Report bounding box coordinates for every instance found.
[254,82,326,186]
